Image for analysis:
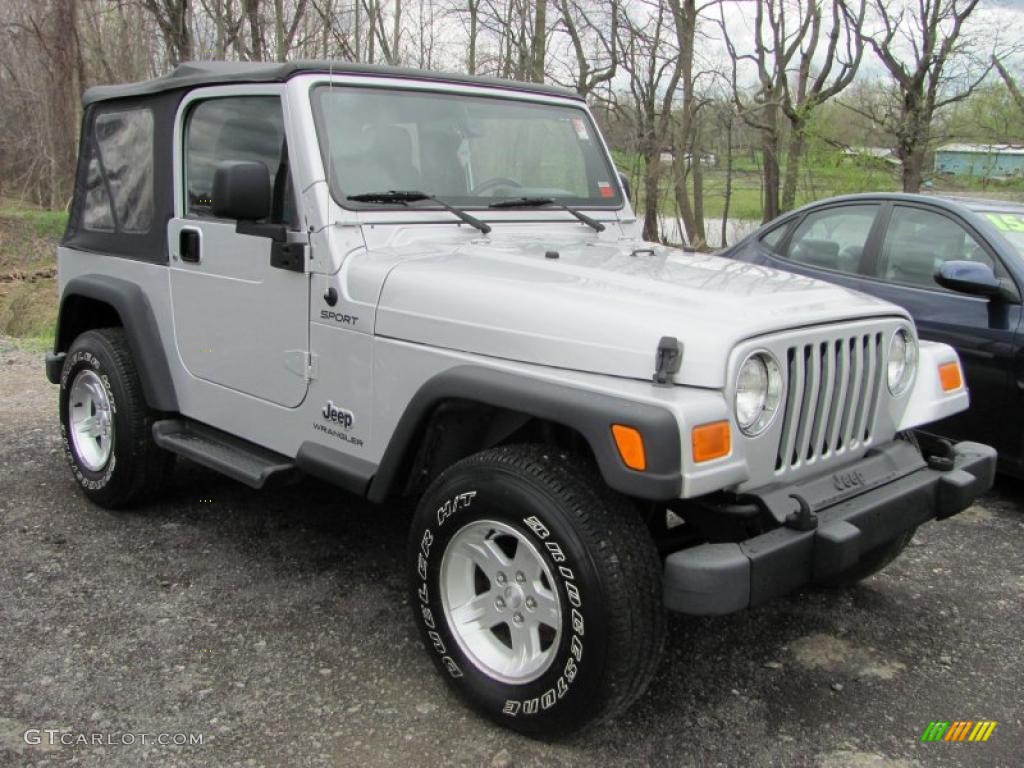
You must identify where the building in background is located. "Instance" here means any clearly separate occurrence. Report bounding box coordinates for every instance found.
[934,143,1024,178]
[840,146,900,168]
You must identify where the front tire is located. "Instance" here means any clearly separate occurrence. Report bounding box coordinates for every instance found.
[59,328,174,508]
[407,445,664,738]
[817,431,920,587]
[817,527,917,588]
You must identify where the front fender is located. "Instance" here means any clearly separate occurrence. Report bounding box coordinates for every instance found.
[896,341,969,431]
[367,365,683,502]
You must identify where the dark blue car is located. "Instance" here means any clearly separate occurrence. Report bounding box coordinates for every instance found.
[720,193,1024,476]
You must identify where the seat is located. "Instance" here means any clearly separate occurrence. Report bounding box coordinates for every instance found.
[837,245,863,273]
[420,128,467,195]
[371,125,421,191]
[213,117,283,169]
[883,239,939,287]
[792,238,840,269]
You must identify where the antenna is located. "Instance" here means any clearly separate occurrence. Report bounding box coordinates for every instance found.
[326,52,334,273]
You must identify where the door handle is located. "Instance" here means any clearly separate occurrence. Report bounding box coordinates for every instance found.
[180,229,201,263]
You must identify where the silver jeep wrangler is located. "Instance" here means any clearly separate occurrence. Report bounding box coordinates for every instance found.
[47,61,995,737]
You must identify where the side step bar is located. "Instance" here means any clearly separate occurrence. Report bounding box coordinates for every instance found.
[152,419,296,489]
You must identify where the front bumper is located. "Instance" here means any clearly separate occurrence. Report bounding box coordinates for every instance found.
[663,440,996,614]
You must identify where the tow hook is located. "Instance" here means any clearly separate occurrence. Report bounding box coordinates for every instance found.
[925,438,956,472]
[785,493,818,531]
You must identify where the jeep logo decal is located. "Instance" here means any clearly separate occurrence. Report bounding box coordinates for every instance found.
[322,400,355,430]
[833,470,865,491]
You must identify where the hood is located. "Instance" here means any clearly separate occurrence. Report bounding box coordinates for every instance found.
[373,234,905,389]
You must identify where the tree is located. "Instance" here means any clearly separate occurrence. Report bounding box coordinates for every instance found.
[860,0,992,192]
[141,0,195,64]
[555,0,618,97]
[529,0,547,81]
[722,0,865,221]
[273,0,309,62]
[464,0,481,73]
[779,0,865,211]
[667,0,709,245]
[619,0,683,241]
[992,55,1024,114]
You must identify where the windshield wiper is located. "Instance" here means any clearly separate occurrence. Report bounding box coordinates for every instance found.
[347,190,491,234]
[488,197,606,232]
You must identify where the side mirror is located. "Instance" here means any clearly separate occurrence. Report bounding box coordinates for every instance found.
[618,171,632,202]
[935,260,1014,300]
[212,161,271,221]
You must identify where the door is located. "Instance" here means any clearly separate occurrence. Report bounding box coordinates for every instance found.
[863,204,1022,452]
[758,203,883,293]
[168,92,309,408]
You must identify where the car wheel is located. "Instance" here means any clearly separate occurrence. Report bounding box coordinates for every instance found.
[408,444,664,738]
[817,526,918,588]
[817,431,920,587]
[59,328,174,508]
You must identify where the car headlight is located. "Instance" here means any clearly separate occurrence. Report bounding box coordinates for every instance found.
[887,328,918,395]
[735,352,783,436]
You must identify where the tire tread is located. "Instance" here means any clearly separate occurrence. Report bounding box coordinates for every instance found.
[433,444,665,732]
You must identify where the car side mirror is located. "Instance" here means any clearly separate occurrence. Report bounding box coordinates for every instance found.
[935,260,1018,302]
[618,171,632,202]
[212,161,271,221]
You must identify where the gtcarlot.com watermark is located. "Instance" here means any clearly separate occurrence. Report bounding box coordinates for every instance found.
[24,729,203,747]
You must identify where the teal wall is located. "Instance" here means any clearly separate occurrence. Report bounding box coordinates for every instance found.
[934,150,1024,177]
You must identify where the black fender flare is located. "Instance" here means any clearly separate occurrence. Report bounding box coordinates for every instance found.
[54,275,179,412]
[367,365,682,502]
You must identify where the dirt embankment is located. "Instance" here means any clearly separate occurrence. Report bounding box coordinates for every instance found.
[0,204,64,339]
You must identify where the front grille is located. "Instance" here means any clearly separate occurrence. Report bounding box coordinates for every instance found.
[775,331,885,471]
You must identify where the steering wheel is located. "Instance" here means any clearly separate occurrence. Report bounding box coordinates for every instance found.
[471,177,523,195]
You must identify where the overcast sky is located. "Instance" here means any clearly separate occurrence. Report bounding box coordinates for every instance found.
[679,0,1024,91]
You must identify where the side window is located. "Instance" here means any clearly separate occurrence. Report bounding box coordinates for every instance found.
[759,222,790,253]
[878,206,995,289]
[83,145,115,232]
[185,97,285,219]
[83,108,154,233]
[783,205,879,274]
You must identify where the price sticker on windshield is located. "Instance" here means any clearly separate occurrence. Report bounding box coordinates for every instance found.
[571,117,590,141]
[985,212,1024,232]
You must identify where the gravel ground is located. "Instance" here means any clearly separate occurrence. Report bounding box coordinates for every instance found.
[1,339,1021,768]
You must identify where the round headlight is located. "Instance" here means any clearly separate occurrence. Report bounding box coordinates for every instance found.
[735,352,783,435]
[887,328,918,395]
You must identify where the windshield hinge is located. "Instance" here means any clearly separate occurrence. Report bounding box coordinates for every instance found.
[285,350,318,381]
[304,352,319,381]
[653,336,683,387]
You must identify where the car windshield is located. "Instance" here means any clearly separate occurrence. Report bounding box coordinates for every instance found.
[981,211,1024,257]
[311,85,622,209]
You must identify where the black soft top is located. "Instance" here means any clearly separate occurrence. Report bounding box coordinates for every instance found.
[83,60,583,105]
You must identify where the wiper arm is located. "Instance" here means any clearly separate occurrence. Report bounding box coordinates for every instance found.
[347,190,491,234]
[488,197,605,232]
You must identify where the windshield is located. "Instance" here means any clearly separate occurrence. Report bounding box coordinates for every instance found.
[982,211,1024,257]
[311,85,622,209]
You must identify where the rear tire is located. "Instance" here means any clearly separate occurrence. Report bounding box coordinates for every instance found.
[59,328,174,508]
[407,444,664,738]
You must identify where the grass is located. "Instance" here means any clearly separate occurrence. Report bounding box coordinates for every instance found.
[614,149,1024,227]
[0,199,66,343]
[0,333,55,355]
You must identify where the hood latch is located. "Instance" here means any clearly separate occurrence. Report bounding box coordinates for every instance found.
[653,336,683,387]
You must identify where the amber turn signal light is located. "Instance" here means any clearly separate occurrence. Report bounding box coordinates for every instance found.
[692,421,731,463]
[939,361,963,392]
[611,424,646,471]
